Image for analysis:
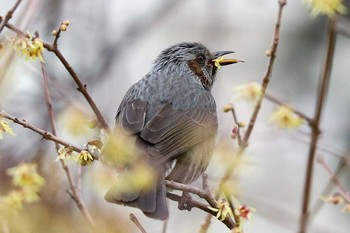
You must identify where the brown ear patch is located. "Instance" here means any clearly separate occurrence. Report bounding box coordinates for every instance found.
[187,60,209,87]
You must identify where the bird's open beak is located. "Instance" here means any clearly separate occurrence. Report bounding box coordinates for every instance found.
[212,51,244,66]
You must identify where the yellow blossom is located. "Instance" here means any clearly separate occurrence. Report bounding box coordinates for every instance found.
[212,56,225,69]
[61,107,92,136]
[56,146,75,162]
[0,41,7,57]
[0,116,15,139]
[2,190,24,211]
[78,150,94,166]
[100,132,138,169]
[105,163,156,201]
[7,162,45,188]
[269,105,304,130]
[321,193,344,205]
[85,139,103,153]
[234,82,263,102]
[223,103,234,113]
[304,0,347,18]
[11,34,45,62]
[208,199,234,221]
[343,203,350,213]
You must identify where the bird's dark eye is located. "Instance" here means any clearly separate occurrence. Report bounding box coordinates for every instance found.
[196,55,205,64]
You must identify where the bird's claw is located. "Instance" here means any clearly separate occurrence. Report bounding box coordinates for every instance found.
[178,191,192,211]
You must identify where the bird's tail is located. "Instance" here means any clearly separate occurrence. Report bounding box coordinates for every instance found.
[104,168,169,220]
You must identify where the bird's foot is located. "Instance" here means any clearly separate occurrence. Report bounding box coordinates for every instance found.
[178,191,192,211]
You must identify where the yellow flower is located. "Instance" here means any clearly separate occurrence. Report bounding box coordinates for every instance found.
[7,163,45,188]
[2,190,24,211]
[85,139,103,153]
[56,146,74,162]
[61,107,92,136]
[269,105,304,130]
[11,34,45,62]
[0,41,7,57]
[304,0,347,18]
[100,132,138,169]
[208,199,234,221]
[234,82,263,102]
[0,116,15,139]
[321,193,344,205]
[78,150,94,166]
[343,203,350,213]
[212,56,225,69]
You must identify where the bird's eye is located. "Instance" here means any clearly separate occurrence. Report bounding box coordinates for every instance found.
[196,55,205,64]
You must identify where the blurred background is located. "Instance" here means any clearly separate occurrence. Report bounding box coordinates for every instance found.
[0,0,350,232]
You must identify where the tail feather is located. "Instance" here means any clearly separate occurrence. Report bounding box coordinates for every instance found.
[105,173,169,220]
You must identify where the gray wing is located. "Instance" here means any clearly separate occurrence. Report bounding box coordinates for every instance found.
[116,91,218,166]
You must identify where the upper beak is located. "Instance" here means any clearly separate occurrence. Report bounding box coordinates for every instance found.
[212,51,244,66]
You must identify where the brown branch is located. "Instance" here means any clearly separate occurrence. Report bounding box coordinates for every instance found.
[3,21,111,133]
[316,156,350,203]
[166,192,235,229]
[0,0,22,33]
[0,109,98,160]
[208,1,287,231]
[165,180,217,208]
[40,60,94,225]
[299,18,337,233]
[309,155,347,220]
[129,213,147,233]
[240,0,287,149]
[44,44,111,132]
[165,179,236,229]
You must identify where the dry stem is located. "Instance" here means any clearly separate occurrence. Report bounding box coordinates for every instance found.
[299,18,337,233]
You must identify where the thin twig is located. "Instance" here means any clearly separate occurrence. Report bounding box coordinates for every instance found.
[44,44,111,133]
[3,22,111,133]
[241,0,287,149]
[309,156,347,220]
[129,214,147,233]
[0,0,22,33]
[40,59,94,224]
[199,214,213,233]
[0,109,98,160]
[299,18,337,233]
[166,192,235,229]
[205,1,287,231]
[316,156,350,203]
[226,104,243,146]
[161,218,168,233]
[165,180,217,208]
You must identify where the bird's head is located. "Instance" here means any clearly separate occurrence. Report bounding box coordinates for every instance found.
[152,42,242,90]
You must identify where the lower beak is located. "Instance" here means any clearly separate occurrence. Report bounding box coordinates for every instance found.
[212,51,243,66]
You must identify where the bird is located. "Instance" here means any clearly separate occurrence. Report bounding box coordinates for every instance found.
[104,42,241,220]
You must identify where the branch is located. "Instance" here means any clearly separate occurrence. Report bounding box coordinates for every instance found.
[165,179,236,229]
[316,156,350,203]
[129,213,147,233]
[166,193,235,229]
[40,59,94,225]
[299,18,337,233]
[3,21,111,133]
[0,109,98,160]
[309,155,347,220]
[0,0,22,33]
[241,0,287,149]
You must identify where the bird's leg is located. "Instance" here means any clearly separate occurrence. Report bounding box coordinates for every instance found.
[178,191,192,211]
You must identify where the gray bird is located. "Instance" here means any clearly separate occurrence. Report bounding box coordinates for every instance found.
[105,42,241,220]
